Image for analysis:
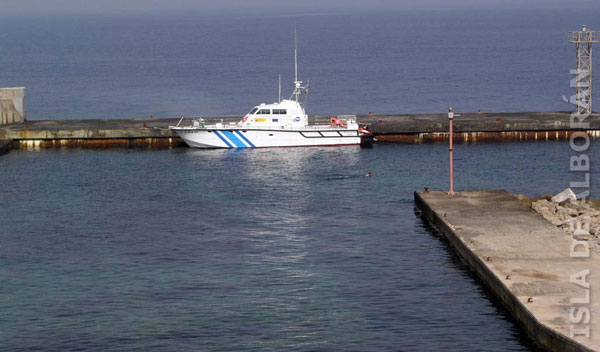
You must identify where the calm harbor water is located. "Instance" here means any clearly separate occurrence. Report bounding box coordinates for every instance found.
[1,141,598,351]
[1,6,600,351]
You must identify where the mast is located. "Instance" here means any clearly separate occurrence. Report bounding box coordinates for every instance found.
[294,25,298,84]
[293,25,302,102]
[288,25,307,108]
[278,74,281,102]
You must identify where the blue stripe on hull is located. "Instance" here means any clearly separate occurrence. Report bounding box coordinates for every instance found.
[222,131,248,148]
[213,131,233,148]
[233,130,256,147]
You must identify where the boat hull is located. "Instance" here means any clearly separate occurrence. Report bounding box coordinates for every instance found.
[171,128,361,148]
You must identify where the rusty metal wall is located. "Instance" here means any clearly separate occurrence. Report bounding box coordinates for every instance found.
[15,137,186,150]
[375,130,600,144]
[11,130,600,151]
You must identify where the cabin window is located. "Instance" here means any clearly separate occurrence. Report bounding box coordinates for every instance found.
[249,108,258,114]
[272,109,287,115]
[257,109,271,115]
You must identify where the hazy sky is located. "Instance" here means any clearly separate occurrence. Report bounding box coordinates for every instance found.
[2,0,599,14]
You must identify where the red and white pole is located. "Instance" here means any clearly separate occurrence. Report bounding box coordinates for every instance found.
[448,107,454,196]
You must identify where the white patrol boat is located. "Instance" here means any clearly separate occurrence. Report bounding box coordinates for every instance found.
[170,33,371,149]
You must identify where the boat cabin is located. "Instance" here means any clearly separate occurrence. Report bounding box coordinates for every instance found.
[240,99,307,129]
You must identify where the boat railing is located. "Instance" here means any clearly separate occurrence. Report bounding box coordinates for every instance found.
[172,117,239,128]
[171,116,358,130]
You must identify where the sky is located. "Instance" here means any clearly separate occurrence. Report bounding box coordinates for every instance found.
[2,0,600,14]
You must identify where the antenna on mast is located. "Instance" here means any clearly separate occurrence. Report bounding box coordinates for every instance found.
[294,24,298,84]
[278,74,281,102]
[289,24,305,104]
[292,24,302,102]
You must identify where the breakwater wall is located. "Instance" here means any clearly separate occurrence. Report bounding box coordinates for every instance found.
[415,190,599,352]
[0,112,599,151]
[368,111,600,143]
[0,118,186,150]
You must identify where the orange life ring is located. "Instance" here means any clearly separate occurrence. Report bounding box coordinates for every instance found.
[242,116,248,123]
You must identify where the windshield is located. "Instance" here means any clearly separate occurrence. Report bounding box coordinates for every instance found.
[249,108,258,114]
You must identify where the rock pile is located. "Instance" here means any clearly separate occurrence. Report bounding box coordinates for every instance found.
[525,189,600,241]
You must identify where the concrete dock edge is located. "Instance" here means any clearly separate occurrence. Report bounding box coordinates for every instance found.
[1,112,599,150]
[414,191,595,352]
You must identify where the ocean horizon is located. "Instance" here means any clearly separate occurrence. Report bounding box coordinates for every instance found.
[0,7,598,120]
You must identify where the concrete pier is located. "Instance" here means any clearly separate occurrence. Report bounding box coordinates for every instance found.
[415,190,599,352]
[0,118,185,149]
[368,111,600,143]
[0,111,599,150]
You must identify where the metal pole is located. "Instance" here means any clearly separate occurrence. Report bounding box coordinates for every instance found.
[590,43,593,113]
[448,107,454,196]
[294,26,298,84]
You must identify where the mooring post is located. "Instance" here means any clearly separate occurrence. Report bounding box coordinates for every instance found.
[448,107,454,196]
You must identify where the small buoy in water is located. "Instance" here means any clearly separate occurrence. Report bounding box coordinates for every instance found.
[365,172,372,177]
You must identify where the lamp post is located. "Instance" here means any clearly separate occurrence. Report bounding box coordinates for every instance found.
[448,107,454,196]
